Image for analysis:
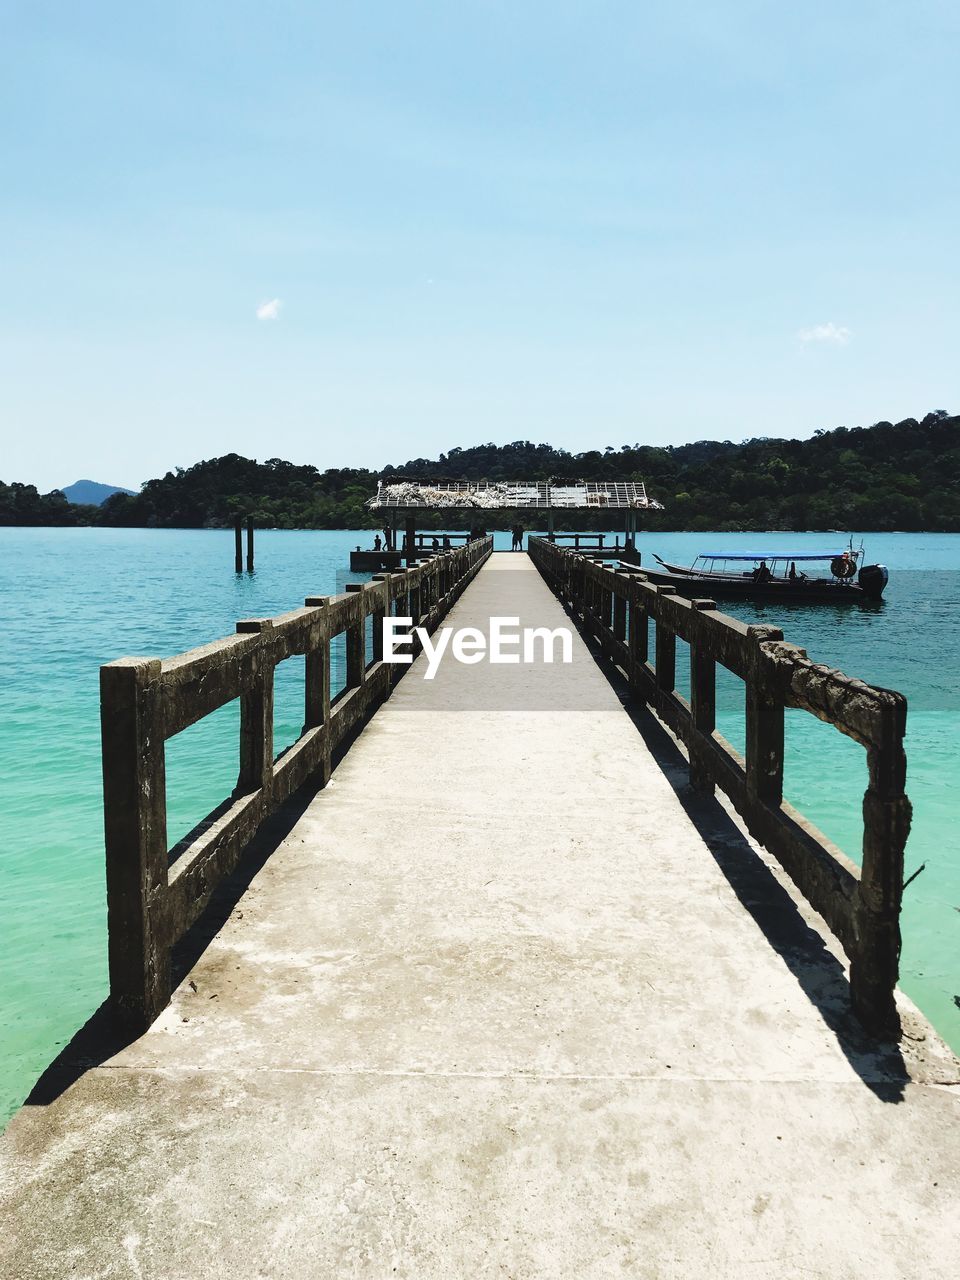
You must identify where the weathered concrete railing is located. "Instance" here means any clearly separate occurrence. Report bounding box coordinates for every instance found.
[549,533,609,549]
[101,537,493,1031]
[529,537,911,1038]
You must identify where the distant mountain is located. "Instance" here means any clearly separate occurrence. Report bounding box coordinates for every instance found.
[61,479,136,506]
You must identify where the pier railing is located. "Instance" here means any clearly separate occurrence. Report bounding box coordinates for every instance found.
[100,537,493,1031]
[529,537,911,1037]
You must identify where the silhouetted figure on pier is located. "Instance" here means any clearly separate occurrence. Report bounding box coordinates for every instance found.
[512,524,524,551]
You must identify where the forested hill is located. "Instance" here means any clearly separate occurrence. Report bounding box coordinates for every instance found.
[0,482,94,526]
[3,411,959,531]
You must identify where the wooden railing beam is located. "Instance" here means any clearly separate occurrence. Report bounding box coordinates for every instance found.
[101,538,493,1033]
[526,536,911,1041]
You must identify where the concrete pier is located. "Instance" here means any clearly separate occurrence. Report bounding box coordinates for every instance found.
[2,554,959,1278]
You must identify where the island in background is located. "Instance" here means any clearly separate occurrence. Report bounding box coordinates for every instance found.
[1,410,957,533]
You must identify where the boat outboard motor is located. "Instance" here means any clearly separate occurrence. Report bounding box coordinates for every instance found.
[857,564,888,599]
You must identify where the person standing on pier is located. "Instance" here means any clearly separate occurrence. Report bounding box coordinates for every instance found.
[512,524,524,551]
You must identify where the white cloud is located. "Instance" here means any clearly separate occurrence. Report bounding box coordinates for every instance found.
[798,321,850,345]
[256,298,282,321]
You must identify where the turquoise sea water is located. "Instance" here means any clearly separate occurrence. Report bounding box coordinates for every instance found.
[1,528,958,1125]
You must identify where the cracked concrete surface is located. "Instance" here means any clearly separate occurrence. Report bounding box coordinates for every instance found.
[1,554,959,1278]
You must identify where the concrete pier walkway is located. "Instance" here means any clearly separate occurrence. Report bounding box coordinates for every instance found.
[2,554,959,1278]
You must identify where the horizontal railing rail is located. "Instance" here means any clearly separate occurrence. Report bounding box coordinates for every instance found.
[528,536,911,1037]
[548,533,609,547]
[101,537,493,1031]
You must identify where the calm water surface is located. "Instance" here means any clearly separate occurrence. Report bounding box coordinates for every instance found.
[1,528,958,1124]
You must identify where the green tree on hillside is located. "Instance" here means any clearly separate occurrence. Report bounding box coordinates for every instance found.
[4,412,959,531]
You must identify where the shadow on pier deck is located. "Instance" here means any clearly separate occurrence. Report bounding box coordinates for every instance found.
[2,552,959,1279]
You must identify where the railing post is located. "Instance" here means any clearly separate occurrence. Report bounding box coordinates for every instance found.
[689,600,717,794]
[236,619,275,803]
[406,570,416,630]
[627,581,648,667]
[613,585,627,644]
[654,588,677,694]
[851,703,911,1038]
[584,570,596,628]
[424,562,434,618]
[437,557,447,605]
[601,581,613,633]
[745,625,784,805]
[101,656,170,1032]
[303,600,330,727]
[303,600,332,786]
[425,559,434,605]
[404,516,416,566]
[345,585,365,687]
[370,575,390,661]
[396,568,411,644]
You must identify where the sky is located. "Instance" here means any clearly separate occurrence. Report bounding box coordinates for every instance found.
[1,1,958,493]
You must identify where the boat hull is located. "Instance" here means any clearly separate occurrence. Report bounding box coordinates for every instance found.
[635,565,884,603]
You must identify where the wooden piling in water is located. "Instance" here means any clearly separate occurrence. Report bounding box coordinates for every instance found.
[234,518,243,573]
[246,517,255,572]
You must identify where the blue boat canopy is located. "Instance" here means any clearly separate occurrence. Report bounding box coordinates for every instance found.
[697,551,846,561]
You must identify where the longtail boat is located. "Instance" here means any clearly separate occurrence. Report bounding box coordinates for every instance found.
[636,544,888,602]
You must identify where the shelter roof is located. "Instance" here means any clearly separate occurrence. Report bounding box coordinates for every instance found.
[368,479,663,511]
